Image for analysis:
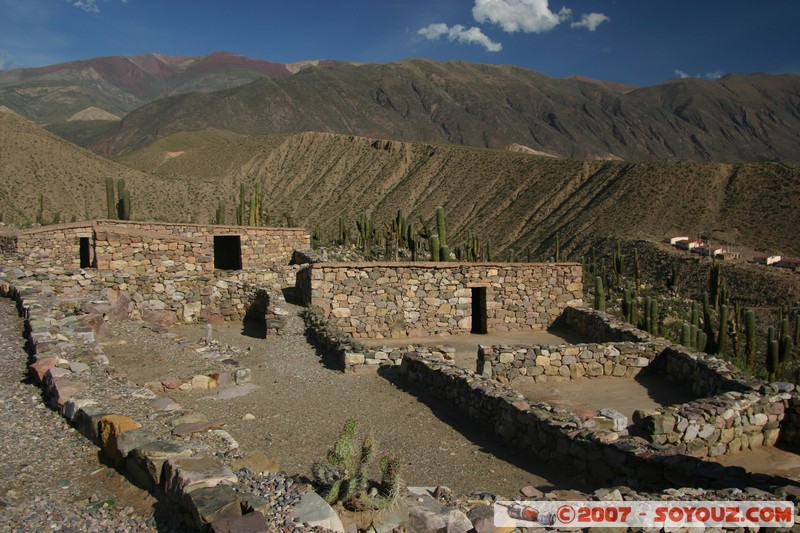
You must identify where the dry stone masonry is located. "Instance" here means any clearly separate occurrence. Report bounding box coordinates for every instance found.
[297,261,583,338]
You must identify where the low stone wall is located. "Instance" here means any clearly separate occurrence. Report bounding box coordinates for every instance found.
[11,220,310,270]
[478,342,660,382]
[555,305,655,343]
[632,389,788,456]
[1,263,301,325]
[400,351,797,491]
[647,345,762,397]
[297,262,583,338]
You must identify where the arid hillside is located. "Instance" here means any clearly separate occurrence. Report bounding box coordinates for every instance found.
[2,112,797,259]
[116,129,800,258]
[0,112,225,224]
[89,59,800,163]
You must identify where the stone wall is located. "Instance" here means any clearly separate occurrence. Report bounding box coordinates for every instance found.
[400,351,797,491]
[556,305,655,343]
[478,342,660,382]
[297,262,582,338]
[2,264,301,324]
[631,389,788,456]
[12,220,310,270]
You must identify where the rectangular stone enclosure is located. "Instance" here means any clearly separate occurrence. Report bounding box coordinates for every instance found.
[296,262,583,338]
[5,220,309,271]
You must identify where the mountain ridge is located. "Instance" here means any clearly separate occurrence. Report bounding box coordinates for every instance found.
[87,59,800,163]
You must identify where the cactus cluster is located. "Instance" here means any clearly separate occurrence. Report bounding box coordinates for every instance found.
[233,182,268,226]
[428,207,449,261]
[311,419,403,511]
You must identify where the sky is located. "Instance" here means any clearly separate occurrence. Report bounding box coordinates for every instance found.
[0,0,798,86]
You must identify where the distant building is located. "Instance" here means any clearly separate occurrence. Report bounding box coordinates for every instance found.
[668,236,689,245]
[775,258,800,271]
[674,239,704,251]
[753,255,781,265]
[717,251,740,261]
[692,245,725,257]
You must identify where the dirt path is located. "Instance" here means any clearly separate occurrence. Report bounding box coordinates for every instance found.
[104,305,593,498]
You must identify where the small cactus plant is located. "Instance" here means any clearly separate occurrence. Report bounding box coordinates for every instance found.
[311,419,403,511]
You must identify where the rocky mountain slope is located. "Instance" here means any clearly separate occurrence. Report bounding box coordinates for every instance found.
[3,112,797,259]
[0,51,343,125]
[88,59,800,163]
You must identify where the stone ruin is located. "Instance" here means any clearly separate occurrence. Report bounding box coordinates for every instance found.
[1,219,799,530]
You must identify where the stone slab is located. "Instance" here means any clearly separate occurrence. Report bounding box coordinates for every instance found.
[163,456,238,502]
[126,440,194,491]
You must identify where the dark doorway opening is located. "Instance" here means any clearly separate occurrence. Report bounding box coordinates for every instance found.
[79,237,93,268]
[471,286,488,334]
[214,235,242,270]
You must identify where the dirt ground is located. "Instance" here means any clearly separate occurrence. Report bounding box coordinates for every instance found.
[511,374,699,422]
[102,308,594,498]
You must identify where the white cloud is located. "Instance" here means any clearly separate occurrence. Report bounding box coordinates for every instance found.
[69,0,99,13]
[674,69,691,79]
[418,23,503,52]
[472,0,572,33]
[705,69,723,80]
[570,12,609,31]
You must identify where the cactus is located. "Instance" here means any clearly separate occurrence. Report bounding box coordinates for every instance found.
[701,292,717,354]
[254,182,262,226]
[716,304,729,356]
[594,276,606,313]
[407,223,418,261]
[621,281,634,324]
[633,248,640,290]
[613,240,623,286]
[356,213,374,256]
[508,249,516,263]
[695,329,707,352]
[780,335,793,365]
[120,188,131,220]
[745,309,757,370]
[681,323,692,347]
[795,315,799,346]
[435,207,447,248]
[709,263,723,308]
[105,177,115,219]
[767,335,779,382]
[430,235,440,261]
[440,244,450,262]
[649,299,659,335]
[690,301,700,330]
[248,197,256,226]
[312,419,402,511]
[780,317,790,343]
[216,199,225,225]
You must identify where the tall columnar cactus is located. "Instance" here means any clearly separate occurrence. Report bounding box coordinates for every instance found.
[695,329,707,352]
[440,244,450,262]
[254,182,263,226]
[795,315,800,346]
[767,333,779,382]
[681,323,692,347]
[716,304,729,356]
[407,223,417,261]
[690,301,700,330]
[709,263,723,308]
[356,212,374,256]
[594,276,606,313]
[486,239,493,262]
[780,335,793,367]
[216,199,226,225]
[435,207,447,249]
[745,309,757,370]
[613,240,623,286]
[621,281,634,324]
[649,298,659,335]
[248,196,256,226]
[430,235,440,261]
[237,183,246,226]
[105,177,115,219]
[633,248,640,290]
[780,317,790,344]
[701,292,717,354]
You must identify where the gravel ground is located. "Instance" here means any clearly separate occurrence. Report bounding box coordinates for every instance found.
[104,302,589,499]
[0,297,185,532]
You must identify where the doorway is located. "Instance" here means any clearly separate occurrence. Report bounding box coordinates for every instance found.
[79,237,93,268]
[471,286,488,334]
[214,235,242,270]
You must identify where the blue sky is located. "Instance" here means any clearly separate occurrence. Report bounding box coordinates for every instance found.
[0,0,798,86]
